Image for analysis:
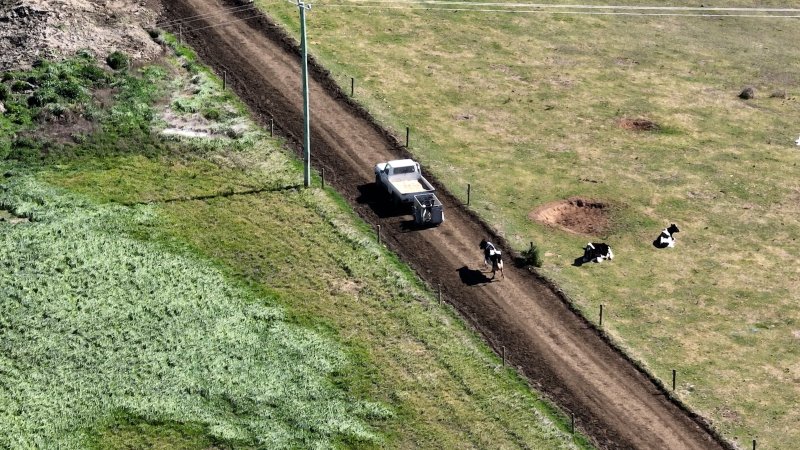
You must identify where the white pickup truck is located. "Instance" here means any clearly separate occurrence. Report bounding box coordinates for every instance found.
[374,159,436,203]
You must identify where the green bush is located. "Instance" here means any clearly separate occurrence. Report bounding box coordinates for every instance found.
[27,89,57,107]
[11,80,31,92]
[56,81,83,100]
[78,65,109,85]
[202,107,221,121]
[0,83,8,101]
[521,242,543,268]
[75,49,94,60]
[106,51,130,71]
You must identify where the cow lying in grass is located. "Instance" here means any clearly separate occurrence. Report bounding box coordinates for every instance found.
[583,242,613,263]
[653,223,680,249]
[479,239,504,280]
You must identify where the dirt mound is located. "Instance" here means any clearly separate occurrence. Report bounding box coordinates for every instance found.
[529,198,611,235]
[617,117,660,132]
[0,0,163,71]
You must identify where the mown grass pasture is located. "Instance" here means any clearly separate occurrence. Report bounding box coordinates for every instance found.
[258,1,800,447]
[0,46,589,448]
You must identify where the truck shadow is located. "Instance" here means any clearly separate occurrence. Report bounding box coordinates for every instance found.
[356,183,411,219]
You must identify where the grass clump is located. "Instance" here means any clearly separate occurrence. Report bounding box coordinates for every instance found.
[106,51,130,71]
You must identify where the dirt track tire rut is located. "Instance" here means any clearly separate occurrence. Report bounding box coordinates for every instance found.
[161,1,730,449]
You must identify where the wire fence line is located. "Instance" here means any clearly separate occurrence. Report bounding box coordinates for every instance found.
[157,0,800,36]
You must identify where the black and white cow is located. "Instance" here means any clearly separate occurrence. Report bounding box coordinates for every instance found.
[583,242,614,263]
[653,223,680,249]
[796,135,800,146]
[479,239,504,279]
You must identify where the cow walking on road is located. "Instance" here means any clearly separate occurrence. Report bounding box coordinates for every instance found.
[479,239,505,280]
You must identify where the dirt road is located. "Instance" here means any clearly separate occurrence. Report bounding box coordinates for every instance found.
[161,1,729,448]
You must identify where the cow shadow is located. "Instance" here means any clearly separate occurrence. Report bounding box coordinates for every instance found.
[356,183,410,219]
[457,266,493,286]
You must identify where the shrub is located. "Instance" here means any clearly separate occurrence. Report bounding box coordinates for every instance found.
[56,81,83,100]
[78,65,109,85]
[202,108,221,121]
[106,51,130,71]
[0,84,8,101]
[11,80,31,92]
[27,89,56,108]
[75,49,94,60]
[521,242,543,268]
[1,72,13,82]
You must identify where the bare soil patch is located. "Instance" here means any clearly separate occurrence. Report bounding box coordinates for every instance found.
[0,207,29,224]
[530,197,611,236]
[618,117,660,132]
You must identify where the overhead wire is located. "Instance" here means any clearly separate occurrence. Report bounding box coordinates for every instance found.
[315,0,800,13]
[157,1,800,37]
[175,13,266,34]
[156,3,257,28]
[314,0,800,18]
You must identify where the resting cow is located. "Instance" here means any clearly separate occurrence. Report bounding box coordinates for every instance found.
[653,223,680,249]
[583,242,614,263]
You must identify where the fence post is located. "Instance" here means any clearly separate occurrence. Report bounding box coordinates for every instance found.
[438,283,442,303]
[351,77,354,96]
[571,413,575,434]
[672,369,676,391]
[377,224,381,244]
[270,118,274,137]
[502,346,506,366]
[321,168,325,189]
[599,304,604,326]
[467,183,471,205]
[405,127,410,147]
[223,70,227,90]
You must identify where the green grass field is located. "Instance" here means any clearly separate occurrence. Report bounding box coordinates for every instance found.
[256,1,800,447]
[0,45,589,448]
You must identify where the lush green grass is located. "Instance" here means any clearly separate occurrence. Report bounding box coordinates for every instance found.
[1,48,590,447]
[0,176,386,448]
[256,2,800,447]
